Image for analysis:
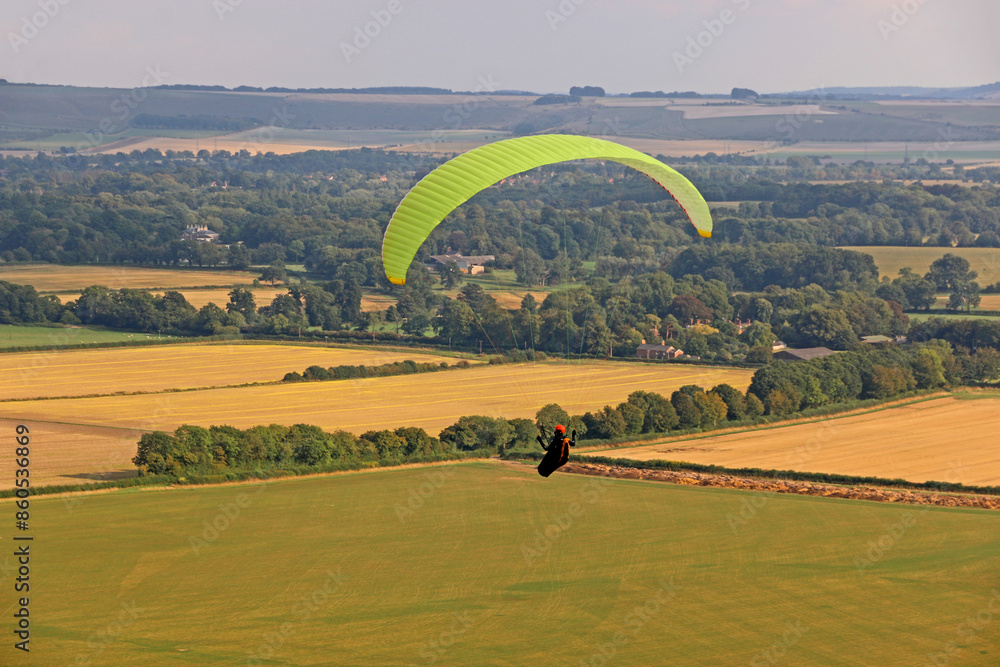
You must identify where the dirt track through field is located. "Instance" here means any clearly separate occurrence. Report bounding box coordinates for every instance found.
[549,461,1000,510]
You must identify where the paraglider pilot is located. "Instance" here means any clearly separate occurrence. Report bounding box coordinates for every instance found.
[537,424,575,477]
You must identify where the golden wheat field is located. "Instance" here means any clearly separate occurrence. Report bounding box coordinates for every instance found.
[50,288,289,309]
[934,293,1000,310]
[0,342,466,400]
[0,418,145,486]
[579,394,1000,486]
[840,246,1000,285]
[1,264,258,292]
[3,361,753,484]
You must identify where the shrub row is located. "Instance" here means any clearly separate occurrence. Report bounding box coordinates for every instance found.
[283,358,471,383]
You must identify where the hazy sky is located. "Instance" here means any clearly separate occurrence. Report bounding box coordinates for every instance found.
[3,0,998,94]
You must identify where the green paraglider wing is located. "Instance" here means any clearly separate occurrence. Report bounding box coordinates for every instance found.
[382,134,712,285]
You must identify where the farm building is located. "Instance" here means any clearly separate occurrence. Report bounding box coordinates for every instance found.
[427,253,495,275]
[772,340,788,351]
[181,225,220,243]
[773,347,838,362]
[860,335,894,345]
[636,341,685,360]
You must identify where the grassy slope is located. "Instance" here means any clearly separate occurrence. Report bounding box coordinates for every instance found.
[9,462,998,665]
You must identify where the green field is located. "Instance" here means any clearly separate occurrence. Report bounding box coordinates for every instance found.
[0,325,165,348]
[0,128,222,151]
[8,462,997,665]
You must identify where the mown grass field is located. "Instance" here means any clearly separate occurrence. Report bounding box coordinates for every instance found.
[0,325,159,349]
[1,264,258,292]
[3,462,996,665]
[579,393,1000,486]
[840,246,1000,285]
[0,342,468,400]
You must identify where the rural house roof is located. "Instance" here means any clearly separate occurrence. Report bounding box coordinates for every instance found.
[428,254,495,266]
[773,347,838,362]
[860,335,894,344]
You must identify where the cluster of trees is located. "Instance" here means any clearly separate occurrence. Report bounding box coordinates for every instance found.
[0,280,67,324]
[569,86,605,97]
[133,423,452,476]
[668,244,879,292]
[420,273,910,359]
[748,342,999,415]
[2,149,997,275]
[0,280,363,336]
[282,358,469,383]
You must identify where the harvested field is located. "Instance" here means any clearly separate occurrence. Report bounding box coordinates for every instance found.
[755,140,1000,164]
[49,287,288,309]
[590,136,770,157]
[1,264,258,292]
[578,395,1000,486]
[6,361,752,485]
[0,342,466,400]
[0,418,144,487]
[82,128,508,155]
[674,104,837,120]
[935,293,1000,310]
[840,246,1000,286]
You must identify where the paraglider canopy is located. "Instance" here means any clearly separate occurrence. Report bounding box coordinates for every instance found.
[381,134,713,285]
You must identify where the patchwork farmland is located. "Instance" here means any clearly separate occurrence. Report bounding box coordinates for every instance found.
[0,359,752,486]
